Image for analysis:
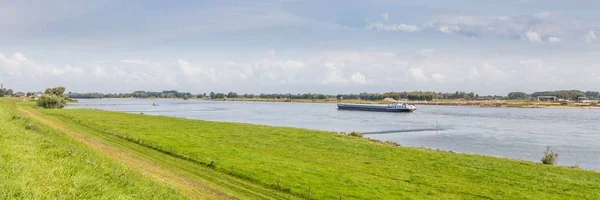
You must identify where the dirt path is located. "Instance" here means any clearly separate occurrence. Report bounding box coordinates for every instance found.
[18,107,233,200]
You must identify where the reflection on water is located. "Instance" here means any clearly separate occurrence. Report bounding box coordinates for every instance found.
[69,98,600,170]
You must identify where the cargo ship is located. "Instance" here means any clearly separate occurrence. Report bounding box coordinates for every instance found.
[337,102,417,112]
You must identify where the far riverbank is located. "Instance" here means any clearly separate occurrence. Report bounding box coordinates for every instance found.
[214,98,600,109]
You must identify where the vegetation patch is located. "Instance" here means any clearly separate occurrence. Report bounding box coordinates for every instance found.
[36,87,70,109]
[542,146,559,165]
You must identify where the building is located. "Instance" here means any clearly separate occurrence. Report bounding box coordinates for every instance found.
[33,92,44,99]
[537,96,557,101]
[14,92,25,97]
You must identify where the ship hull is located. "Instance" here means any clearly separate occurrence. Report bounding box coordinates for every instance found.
[337,104,416,112]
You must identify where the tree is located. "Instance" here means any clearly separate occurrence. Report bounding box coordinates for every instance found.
[37,94,67,109]
[507,92,528,100]
[227,92,239,98]
[585,91,600,99]
[214,93,225,99]
[209,92,216,99]
[44,87,66,96]
[38,87,68,109]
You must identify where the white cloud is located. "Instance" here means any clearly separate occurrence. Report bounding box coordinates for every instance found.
[548,37,561,43]
[468,67,479,80]
[12,52,26,61]
[323,62,348,84]
[415,12,600,43]
[3,50,600,94]
[438,25,459,34]
[367,22,420,32]
[431,73,446,83]
[417,49,435,56]
[381,13,389,20]
[520,59,544,68]
[586,30,597,42]
[410,68,428,82]
[269,49,276,57]
[481,63,508,80]
[534,12,553,18]
[122,59,151,65]
[52,65,85,76]
[94,66,107,77]
[525,30,542,42]
[351,72,366,84]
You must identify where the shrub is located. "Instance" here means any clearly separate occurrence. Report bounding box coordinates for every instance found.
[10,115,23,121]
[37,94,67,109]
[384,141,401,146]
[25,122,39,131]
[349,132,363,138]
[541,146,559,165]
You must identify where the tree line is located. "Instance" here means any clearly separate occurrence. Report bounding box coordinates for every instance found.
[16,87,600,102]
[507,90,600,100]
[335,91,488,101]
[67,90,492,101]
[68,90,194,99]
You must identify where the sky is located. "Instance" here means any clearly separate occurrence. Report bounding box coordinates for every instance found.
[1,0,600,95]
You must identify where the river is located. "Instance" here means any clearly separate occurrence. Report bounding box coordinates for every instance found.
[69,99,600,170]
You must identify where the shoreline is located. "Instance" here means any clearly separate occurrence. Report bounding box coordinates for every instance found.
[69,97,600,109]
[194,98,600,109]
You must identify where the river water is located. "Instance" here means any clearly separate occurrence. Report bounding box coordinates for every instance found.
[69,99,600,170]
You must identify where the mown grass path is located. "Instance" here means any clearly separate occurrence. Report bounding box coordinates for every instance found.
[21,103,600,199]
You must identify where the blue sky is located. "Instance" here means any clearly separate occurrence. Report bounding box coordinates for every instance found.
[1,0,600,95]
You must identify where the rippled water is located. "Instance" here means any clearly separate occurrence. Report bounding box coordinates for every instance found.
[69,99,600,170]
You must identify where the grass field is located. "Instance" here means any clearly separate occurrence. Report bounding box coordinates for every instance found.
[13,100,599,199]
[0,99,188,199]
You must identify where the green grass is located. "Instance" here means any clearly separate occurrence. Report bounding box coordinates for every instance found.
[33,106,600,199]
[16,100,302,200]
[0,99,188,199]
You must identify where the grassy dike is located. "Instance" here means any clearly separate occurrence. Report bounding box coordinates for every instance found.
[0,99,189,199]
[12,101,600,199]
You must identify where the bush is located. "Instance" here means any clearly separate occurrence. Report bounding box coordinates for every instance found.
[25,122,39,131]
[349,132,363,138]
[37,94,67,109]
[541,146,559,165]
[10,115,23,121]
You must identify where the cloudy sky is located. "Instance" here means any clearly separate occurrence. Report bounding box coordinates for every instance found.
[1,0,600,95]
